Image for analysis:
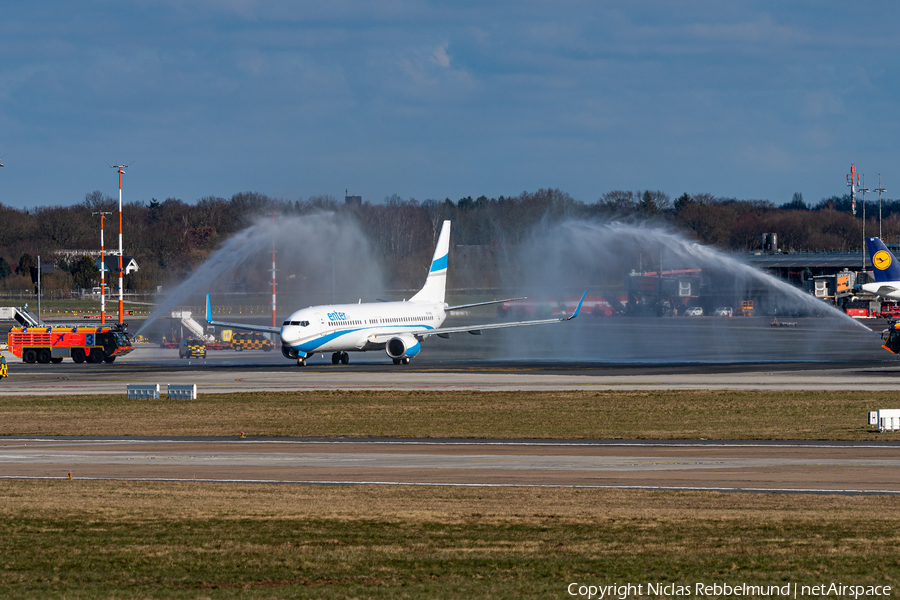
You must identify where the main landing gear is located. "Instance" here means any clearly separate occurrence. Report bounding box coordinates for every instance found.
[331,352,350,365]
[392,357,411,365]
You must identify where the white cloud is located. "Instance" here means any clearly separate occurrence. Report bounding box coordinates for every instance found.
[431,43,450,68]
[804,91,844,119]
[735,143,797,174]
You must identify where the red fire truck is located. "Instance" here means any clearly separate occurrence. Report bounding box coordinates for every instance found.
[7,325,134,364]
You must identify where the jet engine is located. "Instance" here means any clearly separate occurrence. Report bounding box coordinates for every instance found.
[385,334,421,360]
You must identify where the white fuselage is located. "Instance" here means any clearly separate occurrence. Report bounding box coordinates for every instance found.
[280,300,447,355]
[861,282,900,301]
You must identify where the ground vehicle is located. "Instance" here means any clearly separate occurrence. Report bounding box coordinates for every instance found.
[0,356,7,379]
[741,300,755,317]
[882,320,900,353]
[879,304,900,319]
[231,331,275,352]
[684,307,704,316]
[713,307,733,317]
[179,337,207,359]
[8,325,133,364]
[497,296,623,319]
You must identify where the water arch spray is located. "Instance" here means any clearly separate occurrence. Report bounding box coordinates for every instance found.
[137,212,384,337]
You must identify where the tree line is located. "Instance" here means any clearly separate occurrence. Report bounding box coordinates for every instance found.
[0,187,892,295]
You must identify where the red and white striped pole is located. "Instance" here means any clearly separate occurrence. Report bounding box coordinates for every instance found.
[92,211,112,324]
[111,164,128,324]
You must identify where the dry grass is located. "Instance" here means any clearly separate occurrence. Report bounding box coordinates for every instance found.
[0,389,886,439]
[0,479,896,525]
[0,480,898,598]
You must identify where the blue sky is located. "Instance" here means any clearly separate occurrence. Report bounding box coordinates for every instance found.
[1,1,898,209]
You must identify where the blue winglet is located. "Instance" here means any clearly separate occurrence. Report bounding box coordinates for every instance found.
[206,294,211,322]
[565,291,587,321]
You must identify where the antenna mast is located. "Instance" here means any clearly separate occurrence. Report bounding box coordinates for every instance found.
[92,211,112,324]
[847,163,859,216]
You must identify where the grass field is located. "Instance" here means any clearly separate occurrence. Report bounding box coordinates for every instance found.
[0,481,898,599]
[1,390,895,598]
[0,389,886,440]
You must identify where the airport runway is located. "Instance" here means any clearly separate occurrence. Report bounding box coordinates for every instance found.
[2,437,899,494]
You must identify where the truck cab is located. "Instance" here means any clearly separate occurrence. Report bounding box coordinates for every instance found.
[882,321,900,354]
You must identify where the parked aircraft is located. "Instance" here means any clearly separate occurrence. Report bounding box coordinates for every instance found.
[206,220,585,365]
[863,237,900,354]
[863,237,900,300]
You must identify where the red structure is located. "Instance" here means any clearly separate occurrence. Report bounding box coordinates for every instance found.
[8,325,134,364]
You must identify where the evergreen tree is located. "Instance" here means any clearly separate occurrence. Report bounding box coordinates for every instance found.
[71,256,99,289]
[16,253,35,275]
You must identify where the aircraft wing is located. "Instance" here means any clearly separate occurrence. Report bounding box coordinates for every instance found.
[205,295,281,334]
[445,297,526,311]
[420,291,586,338]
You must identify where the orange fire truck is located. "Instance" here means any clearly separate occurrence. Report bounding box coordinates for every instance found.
[7,325,134,364]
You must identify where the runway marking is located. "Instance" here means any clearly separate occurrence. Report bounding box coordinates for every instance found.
[0,475,896,496]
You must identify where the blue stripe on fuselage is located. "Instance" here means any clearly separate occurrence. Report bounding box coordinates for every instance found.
[286,324,434,354]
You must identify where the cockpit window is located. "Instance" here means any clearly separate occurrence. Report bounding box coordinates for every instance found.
[284,320,309,327]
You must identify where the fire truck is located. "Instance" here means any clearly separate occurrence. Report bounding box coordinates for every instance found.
[7,324,134,364]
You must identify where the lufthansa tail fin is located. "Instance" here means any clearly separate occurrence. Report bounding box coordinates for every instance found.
[866,237,900,282]
[410,220,450,303]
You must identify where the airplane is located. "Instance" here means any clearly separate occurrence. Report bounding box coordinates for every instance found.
[863,237,900,300]
[206,220,586,366]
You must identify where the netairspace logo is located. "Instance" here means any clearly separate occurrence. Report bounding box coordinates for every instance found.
[567,582,893,599]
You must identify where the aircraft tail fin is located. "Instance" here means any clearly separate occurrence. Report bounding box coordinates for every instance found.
[410,220,450,303]
[866,237,900,282]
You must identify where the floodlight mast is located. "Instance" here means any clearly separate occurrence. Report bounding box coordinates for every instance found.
[111,164,128,325]
[874,174,886,240]
[92,211,113,324]
[859,174,870,272]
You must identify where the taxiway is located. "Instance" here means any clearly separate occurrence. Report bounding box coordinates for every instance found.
[2,437,899,494]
